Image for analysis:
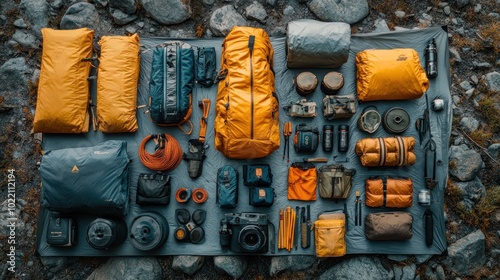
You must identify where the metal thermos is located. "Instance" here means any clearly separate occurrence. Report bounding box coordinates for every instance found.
[418,190,431,206]
[322,125,333,152]
[338,125,349,152]
[425,38,438,78]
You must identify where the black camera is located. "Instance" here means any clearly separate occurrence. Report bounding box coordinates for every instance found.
[219,212,270,253]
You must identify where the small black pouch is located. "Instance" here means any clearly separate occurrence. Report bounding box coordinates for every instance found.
[46,215,76,247]
[243,164,273,186]
[137,173,171,205]
[196,47,217,87]
[216,165,239,208]
[249,186,275,207]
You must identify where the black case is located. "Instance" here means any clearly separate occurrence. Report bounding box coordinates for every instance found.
[136,173,171,205]
[46,215,76,247]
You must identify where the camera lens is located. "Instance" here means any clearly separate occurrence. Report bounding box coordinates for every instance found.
[238,225,266,253]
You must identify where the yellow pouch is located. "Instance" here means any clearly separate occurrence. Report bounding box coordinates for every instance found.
[314,213,346,257]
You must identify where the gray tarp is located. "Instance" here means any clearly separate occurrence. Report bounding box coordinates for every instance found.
[36,26,450,256]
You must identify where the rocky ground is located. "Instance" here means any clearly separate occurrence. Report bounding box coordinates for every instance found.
[0,0,499,279]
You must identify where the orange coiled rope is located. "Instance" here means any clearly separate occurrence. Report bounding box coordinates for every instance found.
[139,134,183,171]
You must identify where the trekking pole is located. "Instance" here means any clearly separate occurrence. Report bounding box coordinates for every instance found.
[283,122,292,162]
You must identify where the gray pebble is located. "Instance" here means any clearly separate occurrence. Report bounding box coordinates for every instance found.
[126,26,137,34]
[394,10,406,18]
[444,6,451,15]
[470,75,478,85]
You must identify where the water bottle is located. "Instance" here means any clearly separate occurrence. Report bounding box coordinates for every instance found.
[338,125,349,152]
[322,125,333,152]
[425,38,438,78]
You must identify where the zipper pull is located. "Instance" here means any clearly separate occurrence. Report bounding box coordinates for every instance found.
[248,35,255,52]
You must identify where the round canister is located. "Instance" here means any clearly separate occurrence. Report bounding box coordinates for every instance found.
[321,72,344,95]
[357,107,381,133]
[418,190,431,206]
[294,72,318,96]
[382,107,410,134]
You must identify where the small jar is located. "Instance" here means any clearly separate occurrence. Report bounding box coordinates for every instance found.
[418,190,431,206]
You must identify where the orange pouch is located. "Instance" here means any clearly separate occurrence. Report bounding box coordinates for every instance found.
[365,177,413,208]
[287,162,317,201]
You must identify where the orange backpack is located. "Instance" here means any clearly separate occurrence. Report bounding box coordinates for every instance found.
[214,26,280,159]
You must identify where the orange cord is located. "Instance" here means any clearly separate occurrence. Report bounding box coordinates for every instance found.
[192,188,208,204]
[139,134,183,171]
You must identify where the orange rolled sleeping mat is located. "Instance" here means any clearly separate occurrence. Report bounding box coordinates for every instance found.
[355,136,416,167]
[139,134,182,171]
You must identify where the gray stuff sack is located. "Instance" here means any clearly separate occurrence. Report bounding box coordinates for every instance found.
[40,140,130,216]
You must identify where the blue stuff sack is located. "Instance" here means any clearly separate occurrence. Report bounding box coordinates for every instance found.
[249,186,275,207]
[216,166,238,208]
[243,164,273,186]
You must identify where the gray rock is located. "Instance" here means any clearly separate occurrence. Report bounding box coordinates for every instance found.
[41,257,77,274]
[49,0,64,9]
[137,21,144,28]
[109,0,136,14]
[415,254,432,264]
[283,5,295,16]
[465,88,474,98]
[0,199,26,236]
[95,0,108,7]
[210,5,248,37]
[373,19,390,33]
[489,12,500,19]
[454,177,486,208]
[204,0,216,4]
[125,26,137,34]
[473,61,491,69]
[387,255,408,262]
[110,8,138,25]
[270,27,286,37]
[172,256,204,276]
[245,1,267,24]
[484,71,500,92]
[0,58,29,93]
[12,29,40,48]
[438,2,449,8]
[470,75,479,85]
[474,4,482,12]
[449,47,462,62]
[459,116,479,133]
[445,229,486,276]
[20,0,49,38]
[86,257,161,280]
[60,2,99,30]
[393,264,416,280]
[459,80,472,90]
[139,0,191,25]
[214,256,247,279]
[395,10,406,18]
[449,144,483,181]
[456,0,469,8]
[267,0,277,6]
[269,256,316,276]
[488,143,500,159]
[444,6,451,15]
[14,18,28,28]
[307,0,369,24]
[422,13,433,21]
[319,256,393,280]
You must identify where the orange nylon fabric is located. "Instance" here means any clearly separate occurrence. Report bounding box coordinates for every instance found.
[355,136,416,167]
[314,214,346,257]
[33,28,94,133]
[365,177,413,208]
[356,48,429,102]
[287,164,317,201]
[214,26,280,159]
[97,34,140,133]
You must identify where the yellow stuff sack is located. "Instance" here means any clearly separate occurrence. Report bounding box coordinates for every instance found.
[97,34,140,133]
[215,26,280,159]
[33,28,94,133]
[314,211,346,257]
[356,48,429,102]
